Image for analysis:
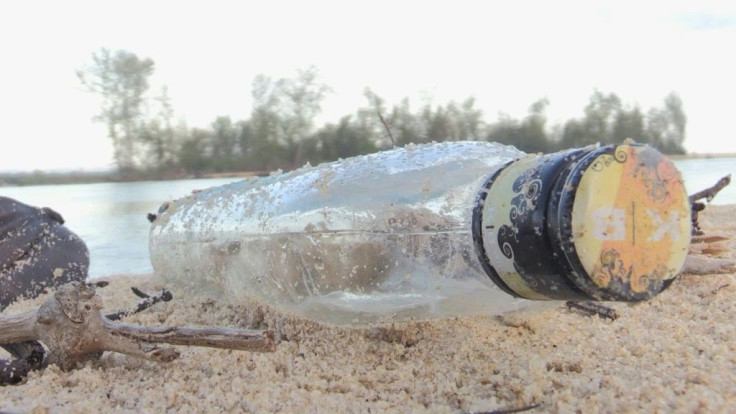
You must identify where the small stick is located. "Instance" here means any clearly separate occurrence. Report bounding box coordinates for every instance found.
[477,403,541,414]
[0,282,275,379]
[689,174,731,203]
[131,286,150,298]
[711,284,729,295]
[689,175,732,236]
[105,288,173,321]
[566,301,618,320]
[691,234,731,244]
[684,174,735,275]
[104,320,274,352]
[682,255,736,275]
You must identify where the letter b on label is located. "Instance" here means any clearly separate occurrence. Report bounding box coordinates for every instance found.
[591,207,626,241]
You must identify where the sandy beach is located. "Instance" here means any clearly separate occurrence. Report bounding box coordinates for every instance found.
[1,205,734,413]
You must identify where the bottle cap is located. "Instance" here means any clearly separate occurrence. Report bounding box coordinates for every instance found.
[474,143,691,301]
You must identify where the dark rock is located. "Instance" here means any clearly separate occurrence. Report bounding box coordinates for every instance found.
[0,196,88,310]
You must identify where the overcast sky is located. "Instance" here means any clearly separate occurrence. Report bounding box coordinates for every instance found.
[1,0,735,172]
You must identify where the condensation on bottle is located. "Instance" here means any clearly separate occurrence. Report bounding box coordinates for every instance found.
[148,141,691,326]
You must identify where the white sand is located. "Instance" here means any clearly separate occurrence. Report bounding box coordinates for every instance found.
[1,205,734,413]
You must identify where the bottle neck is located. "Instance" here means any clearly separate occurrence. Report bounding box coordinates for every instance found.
[471,160,519,298]
[471,148,594,301]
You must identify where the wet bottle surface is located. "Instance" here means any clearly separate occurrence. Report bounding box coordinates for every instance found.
[149,141,691,326]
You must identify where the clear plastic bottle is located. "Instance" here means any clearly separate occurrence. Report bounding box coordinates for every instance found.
[149,141,691,326]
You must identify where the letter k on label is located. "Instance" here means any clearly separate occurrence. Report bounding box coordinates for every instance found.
[647,210,680,242]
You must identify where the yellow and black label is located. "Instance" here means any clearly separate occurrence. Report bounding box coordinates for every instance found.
[476,143,691,301]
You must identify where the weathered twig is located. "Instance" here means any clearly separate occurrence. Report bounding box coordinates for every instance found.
[0,282,274,383]
[689,174,732,236]
[684,232,735,274]
[711,284,730,295]
[688,235,730,256]
[477,403,541,414]
[682,255,736,275]
[689,174,731,204]
[105,288,173,321]
[565,301,618,320]
[679,174,736,275]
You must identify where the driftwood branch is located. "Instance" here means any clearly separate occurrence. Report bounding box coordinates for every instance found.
[0,282,274,384]
[104,320,275,352]
[689,174,731,203]
[689,174,732,236]
[682,174,736,275]
[682,255,736,275]
[684,232,735,275]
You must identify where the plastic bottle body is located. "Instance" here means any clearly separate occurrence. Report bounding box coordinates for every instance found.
[149,140,691,325]
[149,142,534,325]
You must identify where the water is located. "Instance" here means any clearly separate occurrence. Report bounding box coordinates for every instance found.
[1,157,734,279]
[1,178,238,279]
[672,157,736,203]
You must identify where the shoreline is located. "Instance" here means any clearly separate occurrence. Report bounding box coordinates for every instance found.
[3,151,735,187]
[669,152,736,160]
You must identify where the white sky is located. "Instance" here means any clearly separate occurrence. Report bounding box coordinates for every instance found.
[1,0,735,172]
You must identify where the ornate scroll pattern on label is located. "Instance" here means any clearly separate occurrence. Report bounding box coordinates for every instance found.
[480,154,558,300]
[590,249,629,288]
[498,167,542,261]
[632,148,672,202]
[590,146,627,172]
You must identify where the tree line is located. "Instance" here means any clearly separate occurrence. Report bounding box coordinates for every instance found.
[77,48,687,178]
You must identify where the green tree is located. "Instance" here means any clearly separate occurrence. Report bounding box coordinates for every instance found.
[392,98,424,145]
[314,116,378,162]
[360,88,396,148]
[559,119,587,149]
[178,128,211,176]
[422,98,485,142]
[210,116,239,171]
[612,105,646,143]
[77,48,155,172]
[519,98,551,153]
[486,114,522,148]
[455,98,485,141]
[646,93,686,154]
[140,86,179,172]
[560,91,622,148]
[247,75,285,170]
[582,91,621,145]
[248,67,331,168]
[487,99,550,153]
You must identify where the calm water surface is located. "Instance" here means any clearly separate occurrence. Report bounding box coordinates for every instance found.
[1,158,734,279]
[2,178,238,279]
